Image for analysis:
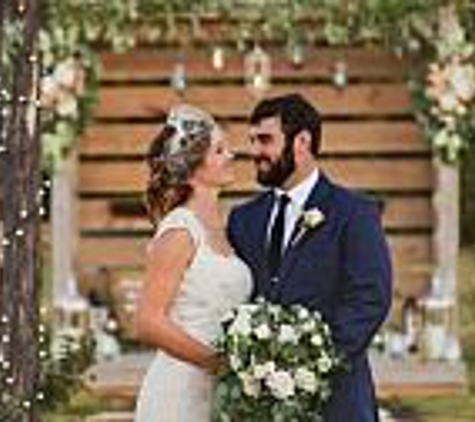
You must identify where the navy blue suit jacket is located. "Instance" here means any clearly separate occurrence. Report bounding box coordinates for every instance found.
[228,172,392,422]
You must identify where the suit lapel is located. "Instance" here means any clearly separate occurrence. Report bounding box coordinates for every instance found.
[280,172,334,275]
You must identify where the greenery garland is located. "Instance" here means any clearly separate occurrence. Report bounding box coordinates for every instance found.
[36,0,475,169]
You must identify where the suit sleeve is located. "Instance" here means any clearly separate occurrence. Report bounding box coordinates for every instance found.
[227,208,240,252]
[332,199,392,361]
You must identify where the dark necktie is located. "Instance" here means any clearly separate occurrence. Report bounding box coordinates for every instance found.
[267,194,290,277]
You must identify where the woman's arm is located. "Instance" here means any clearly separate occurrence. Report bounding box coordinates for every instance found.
[135,228,219,373]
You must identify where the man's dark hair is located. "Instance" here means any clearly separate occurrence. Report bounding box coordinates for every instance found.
[249,93,322,157]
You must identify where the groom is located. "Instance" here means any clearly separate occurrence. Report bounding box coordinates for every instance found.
[228,93,392,421]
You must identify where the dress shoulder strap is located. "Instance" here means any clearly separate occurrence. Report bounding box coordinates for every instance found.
[152,207,204,249]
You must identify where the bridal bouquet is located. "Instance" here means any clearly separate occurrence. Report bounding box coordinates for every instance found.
[212,299,345,422]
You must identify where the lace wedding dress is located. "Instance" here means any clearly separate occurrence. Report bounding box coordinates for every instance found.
[135,207,252,421]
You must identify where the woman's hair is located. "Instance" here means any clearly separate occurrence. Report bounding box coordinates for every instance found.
[145,105,216,224]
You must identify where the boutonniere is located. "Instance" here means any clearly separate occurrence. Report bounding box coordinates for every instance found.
[291,207,326,246]
[301,208,325,230]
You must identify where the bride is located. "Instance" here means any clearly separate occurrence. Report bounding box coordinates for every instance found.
[134,104,252,421]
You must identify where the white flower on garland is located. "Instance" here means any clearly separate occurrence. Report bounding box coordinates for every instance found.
[426,58,475,123]
[41,57,86,119]
[420,4,475,163]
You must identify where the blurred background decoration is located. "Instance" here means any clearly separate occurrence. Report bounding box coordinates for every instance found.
[2,1,475,421]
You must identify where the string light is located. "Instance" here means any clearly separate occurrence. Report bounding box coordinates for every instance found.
[0,182,50,249]
[212,46,226,71]
[333,60,348,89]
[17,2,26,15]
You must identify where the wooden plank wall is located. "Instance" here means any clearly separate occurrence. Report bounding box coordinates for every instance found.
[78,46,434,302]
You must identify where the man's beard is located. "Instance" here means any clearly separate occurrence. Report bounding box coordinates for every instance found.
[255,145,295,188]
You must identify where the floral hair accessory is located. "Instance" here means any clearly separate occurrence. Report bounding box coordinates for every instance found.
[165,104,216,155]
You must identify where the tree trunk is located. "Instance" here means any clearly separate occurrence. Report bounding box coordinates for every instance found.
[0,1,42,420]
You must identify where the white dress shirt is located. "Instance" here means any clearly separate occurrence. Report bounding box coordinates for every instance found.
[268,167,320,251]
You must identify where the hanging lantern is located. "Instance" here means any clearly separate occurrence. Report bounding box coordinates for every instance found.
[245,44,272,97]
[288,40,305,68]
[333,60,348,89]
[212,46,226,71]
[171,54,187,94]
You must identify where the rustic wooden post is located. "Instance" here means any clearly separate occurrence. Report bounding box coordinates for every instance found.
[422,156,461,361]
[0,1,42,420]
[51,150,87,311]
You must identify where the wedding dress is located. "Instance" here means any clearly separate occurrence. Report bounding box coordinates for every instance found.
[135,207,252,421]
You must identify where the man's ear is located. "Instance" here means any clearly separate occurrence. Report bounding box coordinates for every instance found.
[293,130,312,159]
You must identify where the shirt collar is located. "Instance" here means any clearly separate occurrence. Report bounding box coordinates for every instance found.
[274,167,320,212]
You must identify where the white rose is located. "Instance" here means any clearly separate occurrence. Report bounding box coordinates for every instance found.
[253,361,276,379]
[41,76,60,108]
[302,319,316,332]
[239,372,261,397]
[438,91,459,113]
[56,91,78,118]
[266,370,295,399]
[452,64,475,102]
[298,307,310,320]
[229,354,241,371]
[54,58,78,89]
[239,304,259,315]
[311,333,323,347]
[434,129,450,147]
[278,325,298,343]
[295,367,318,393]
[229,311,252,336]
[318,353,333,374]
[254,323,271,340]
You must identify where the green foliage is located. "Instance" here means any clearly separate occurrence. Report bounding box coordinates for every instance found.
[37,327,96,413]
[12,0,473,171]
[0,321,95,420]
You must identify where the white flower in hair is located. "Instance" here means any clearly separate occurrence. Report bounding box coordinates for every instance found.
[165,104,216,155]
